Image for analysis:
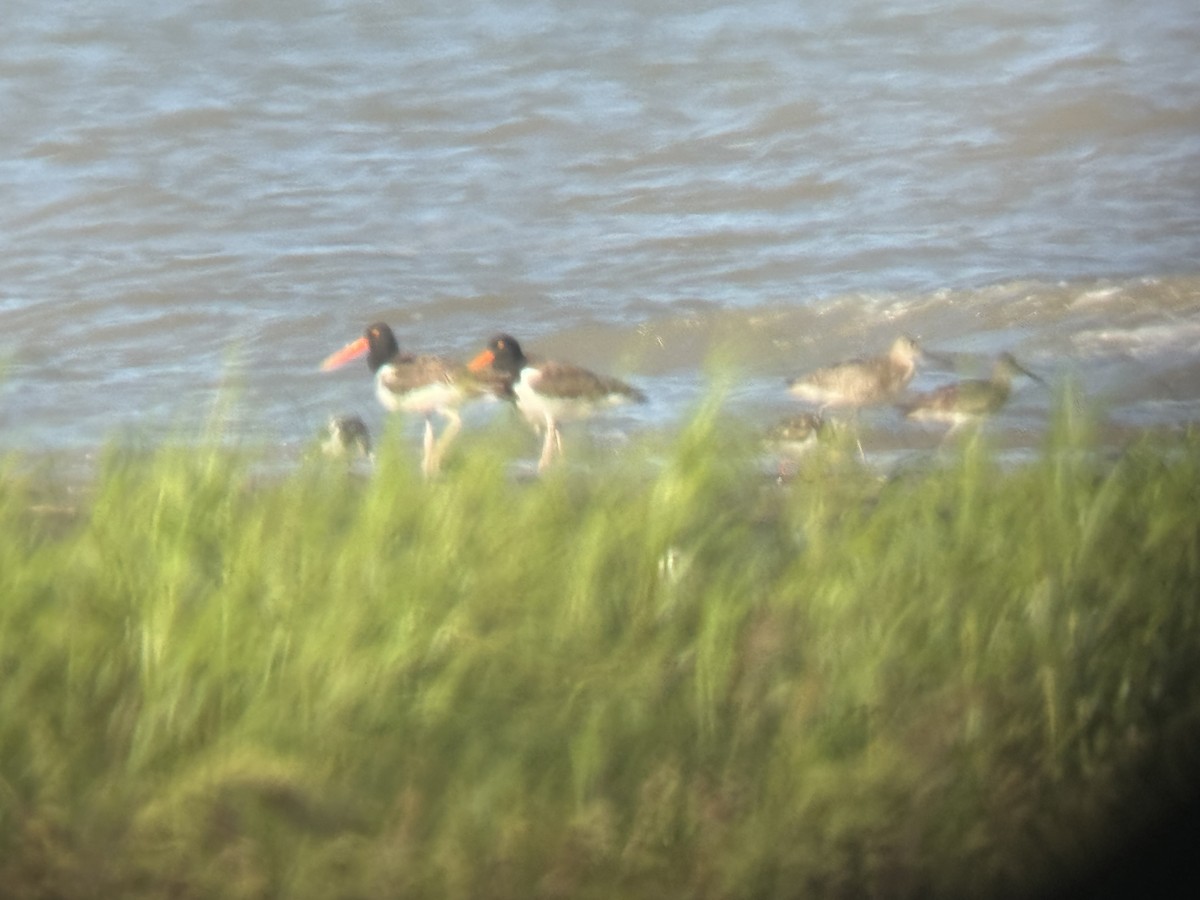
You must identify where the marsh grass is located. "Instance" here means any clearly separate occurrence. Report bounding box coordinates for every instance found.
[2,395,1200,899]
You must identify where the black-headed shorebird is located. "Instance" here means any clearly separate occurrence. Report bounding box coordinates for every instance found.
[321,322,485,477]
[468,333,646,472]
[787,335,922,458]
[901,352,1045,431]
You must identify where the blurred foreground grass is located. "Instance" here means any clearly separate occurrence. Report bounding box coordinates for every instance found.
[2,397,1199,899]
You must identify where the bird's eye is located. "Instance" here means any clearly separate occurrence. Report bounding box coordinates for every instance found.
[497,339,506,349]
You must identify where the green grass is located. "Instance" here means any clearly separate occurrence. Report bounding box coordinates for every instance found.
[2,396,1199,899]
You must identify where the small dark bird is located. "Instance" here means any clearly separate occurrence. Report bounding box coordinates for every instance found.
[766,411,827,458]
[320,415,372,460]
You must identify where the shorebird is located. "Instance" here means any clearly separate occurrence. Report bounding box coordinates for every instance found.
[468,333,646,472]
[787,335,922,408]
[320,414,373,460]
[901,352,1045,430]
[320,323,482,477]
[786,335,922,458]
[766,412,827,458]
[765,411,830,482]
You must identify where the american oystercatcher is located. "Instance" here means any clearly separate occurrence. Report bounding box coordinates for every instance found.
[320,322,480,477]
[467,333,646,472]
[901,352,1045,431]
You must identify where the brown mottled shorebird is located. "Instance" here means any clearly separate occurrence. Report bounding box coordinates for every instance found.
[320,414,373,460]
[765,411,830,482]
[902,352,1044,430]
[787,336,922,458]
[766,412,827,458]
[320,323,486,477]
[787,336,922,408]
[468,333,646,472]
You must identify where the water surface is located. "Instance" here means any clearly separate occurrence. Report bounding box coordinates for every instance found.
[2,0,1198,467]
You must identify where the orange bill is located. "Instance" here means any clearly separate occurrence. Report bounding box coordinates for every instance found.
[467,348,495,372]
[320,336,369,371]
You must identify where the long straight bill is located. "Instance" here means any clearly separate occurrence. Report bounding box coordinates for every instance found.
[320,336,369,371]
[468,348,496,372]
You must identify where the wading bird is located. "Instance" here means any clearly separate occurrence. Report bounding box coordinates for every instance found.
[787,335,923,408]
[765,411,831,482]
[787,335,923,458]
[766,411,827,458]
[901,352,1045,431]
[468,333,645,472]
[321,323,481,477]
[320,414,372,460]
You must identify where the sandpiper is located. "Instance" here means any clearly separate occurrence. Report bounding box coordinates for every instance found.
[787,336,922,458]
[320,414,373,460]
[902,352,1045,430]
[765,411,831,482]
[787,336,922,408]
[766,411,827,457]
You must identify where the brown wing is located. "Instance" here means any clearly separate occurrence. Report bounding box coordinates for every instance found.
[803,357,874,390]
[534,361,646,402]
[904,379,1004,419]
[380,353,466,395]
[904,383,963,416]
[792,356,891,401]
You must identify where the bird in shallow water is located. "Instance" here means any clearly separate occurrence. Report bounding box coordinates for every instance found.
[320,322,485,477]
[765,411,827,458]
[901,352,1045,431]
[787,335,923,408]
[765,411,832,482]
[468,333,646,472]
[320,414,373,460]
[787,335,923,459]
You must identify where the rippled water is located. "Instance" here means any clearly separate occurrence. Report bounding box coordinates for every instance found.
[2,0,1199,467]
